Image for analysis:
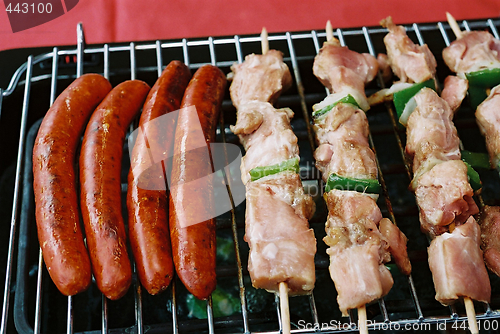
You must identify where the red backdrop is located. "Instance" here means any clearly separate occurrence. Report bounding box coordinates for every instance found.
[0,0,499,51]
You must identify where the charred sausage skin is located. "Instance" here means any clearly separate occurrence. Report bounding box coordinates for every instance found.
[80,80,150,300]
[169,65,227,300]
[33,74,112,296]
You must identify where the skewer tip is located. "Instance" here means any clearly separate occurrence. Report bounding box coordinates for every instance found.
[261,27,269,55]
[445,12,464,39]
[326,20,334,42]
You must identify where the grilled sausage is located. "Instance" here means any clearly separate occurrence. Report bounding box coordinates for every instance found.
[33,74,112,296]
[80,80,150,300]
[127,61,191,295]
[169,65,227,300]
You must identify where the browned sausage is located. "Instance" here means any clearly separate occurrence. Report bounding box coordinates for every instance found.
[169,65,227,300]
[127,61,191,295]
[33,74,112,296]
[80,80,150,300]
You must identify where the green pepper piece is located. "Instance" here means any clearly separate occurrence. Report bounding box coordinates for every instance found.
[461,150,491,169]
[468,85,490,110]
[325,173,381,194]
[312,94,361,119]
[393,79,435,118]
[463,161,482,192]
[249,157,299,181]
[466,68,500,108]
[466,68,500,87]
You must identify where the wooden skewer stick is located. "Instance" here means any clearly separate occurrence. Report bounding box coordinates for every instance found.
[464,298,479,334]
[279,282,291,334]
[261,27,269,55]
[358,305,368,334]
[448,224,478,334]
[446,12,464,40]
[326,20,334,42]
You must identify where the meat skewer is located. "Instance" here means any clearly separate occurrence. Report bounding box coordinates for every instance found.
[382,16,490,334]
[230,27,316,334]
[444,9,500,299]
[261,27,290,334]
[312,21,412,334]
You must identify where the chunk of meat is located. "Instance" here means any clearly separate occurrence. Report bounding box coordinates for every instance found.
[327,242,393,316]
[442,30,500,74]
[313,103,377,181]
[230,50,292,109]
[476,84,500,168]
[406,88,461,186]
[379,218,412,275]
[313,39,378,109]
[428,217,491,305]
[415,160,479,237]
[230,101,299,184]
[441,75,468,113]
[324,190,383,233]
[478,205,500,277]
[245,173,316,295]
[381,16,437,83]
[254,171,316,221]
[323,190,392,315]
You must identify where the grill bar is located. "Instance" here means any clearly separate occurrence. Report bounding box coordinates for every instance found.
[171,280,179,334]
[0,55,33,334]
[65,24,85,334]
[67,296,73,334]
[134,275,143,334]
[2,17,500,334]
[463,20,471,32]
[34,46,60,334]
[207,297,215,334]
[102,295,108,334]
[488,19,499,39]
[156,41,163,77]
[76,24,84,78]
[182,38,190,67]
[104,44,110,80]
[34,251,43,334]
[412,23,425,46]
[229,35,251,334]
[286,31,316,156]
[438,22,451,46]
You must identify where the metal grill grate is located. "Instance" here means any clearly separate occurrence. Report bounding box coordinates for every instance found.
[2,17,500,334]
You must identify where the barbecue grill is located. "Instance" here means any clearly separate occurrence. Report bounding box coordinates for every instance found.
[1,17,500,334]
